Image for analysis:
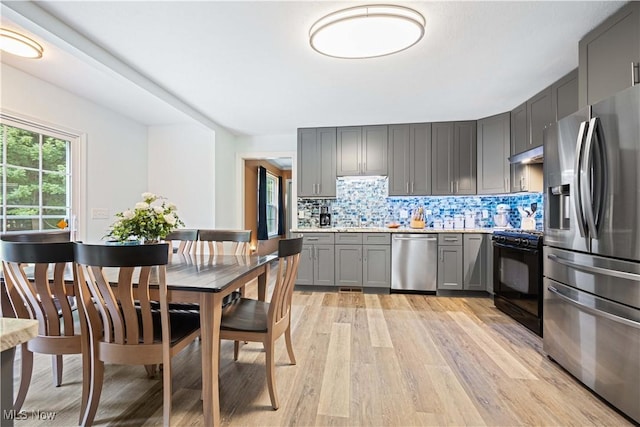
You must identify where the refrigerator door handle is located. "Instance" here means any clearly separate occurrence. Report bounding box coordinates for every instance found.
[573,120,589,238]
[547,253,640,281]
[582,117,608,240]
[547,285,640,330]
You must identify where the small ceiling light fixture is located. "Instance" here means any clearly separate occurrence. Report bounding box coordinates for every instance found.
[0,28,44,59]
[309,4,425,59]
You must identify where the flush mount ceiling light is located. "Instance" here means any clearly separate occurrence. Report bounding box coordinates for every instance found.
[309,4,425,59]
[0,28,44,59]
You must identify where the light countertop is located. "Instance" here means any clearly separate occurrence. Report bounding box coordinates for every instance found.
[0,317,39,352]
[291,227,496,234]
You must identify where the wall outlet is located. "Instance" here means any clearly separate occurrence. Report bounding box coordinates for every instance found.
[298,210,305,219]
[91,208,110,219]
[425,209,432,216]
[399,209,409,219]
[482,210,489,219]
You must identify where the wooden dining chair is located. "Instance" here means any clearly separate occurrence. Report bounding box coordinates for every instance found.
[219,236,303,410]
[0,240,87,418]
[73,242,200,426]
[164,228,198,258]
[195,229,251,256]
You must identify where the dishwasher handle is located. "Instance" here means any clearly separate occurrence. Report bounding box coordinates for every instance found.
[393,236,437,241]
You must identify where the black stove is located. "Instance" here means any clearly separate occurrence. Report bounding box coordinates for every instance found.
[492,229,544,336]
[492,229,543,249]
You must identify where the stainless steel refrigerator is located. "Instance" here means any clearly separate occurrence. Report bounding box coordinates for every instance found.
[543,84,639,424]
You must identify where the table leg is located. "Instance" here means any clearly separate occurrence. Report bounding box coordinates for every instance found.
[1,347,16,427]
[200,292,222,426]
[257,263,270,302]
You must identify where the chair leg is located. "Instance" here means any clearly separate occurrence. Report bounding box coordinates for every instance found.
[14,343,33,412]
[162,359,172,427]
[144,364,158,378]
[284,325,296,365]
[52,354,63,387]
[233,341,240,361]
[264,340,279,410]
[81,359,104,427]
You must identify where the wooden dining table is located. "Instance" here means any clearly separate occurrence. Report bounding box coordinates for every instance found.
[157,252,276,425]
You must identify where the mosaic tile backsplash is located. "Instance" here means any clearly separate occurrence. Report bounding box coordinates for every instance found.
[297,177,544,230]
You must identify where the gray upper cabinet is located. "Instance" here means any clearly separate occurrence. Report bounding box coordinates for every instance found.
[552,69,579,121]
[297,128,336,197]
[337,125,388,176]
[527,85,553,149]
[388,123,432,196]
[477,112,510,195]
[579,1,640,108]
[432,121,476,195]
[510,102,528,156]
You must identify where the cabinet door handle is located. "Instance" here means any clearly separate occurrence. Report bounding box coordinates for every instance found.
[455,181,459,193]
[358,162,361,173]
[406,182,409,193]
[317,183,321,194]
[633,62,640,86]
[411,182,414,193]
[450,181,454,193]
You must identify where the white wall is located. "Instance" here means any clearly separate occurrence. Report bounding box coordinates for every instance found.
[1,63,149,241]
[213,126,238,228]
[147,124,216,228]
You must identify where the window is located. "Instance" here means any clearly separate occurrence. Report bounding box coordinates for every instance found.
[266,172,278,237]
[0,115,79,235]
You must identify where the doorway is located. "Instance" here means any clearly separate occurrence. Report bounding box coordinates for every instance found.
[242,156,293,256]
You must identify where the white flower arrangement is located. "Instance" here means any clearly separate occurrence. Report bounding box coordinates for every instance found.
[107,192,184,243]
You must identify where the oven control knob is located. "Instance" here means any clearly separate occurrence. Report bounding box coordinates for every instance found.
[522,240,529,247]
[514,238,521,245]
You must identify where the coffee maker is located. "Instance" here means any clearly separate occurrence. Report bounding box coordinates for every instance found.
[319,205,331,227]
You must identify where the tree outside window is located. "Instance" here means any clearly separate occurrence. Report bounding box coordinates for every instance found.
[0,124,71,232]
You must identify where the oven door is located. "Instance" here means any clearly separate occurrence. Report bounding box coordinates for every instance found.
[493,241,542,318]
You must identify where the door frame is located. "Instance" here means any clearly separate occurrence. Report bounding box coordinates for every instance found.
[235,151,297,232]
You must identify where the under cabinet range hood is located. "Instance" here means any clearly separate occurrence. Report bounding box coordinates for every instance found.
[509,145,543,164]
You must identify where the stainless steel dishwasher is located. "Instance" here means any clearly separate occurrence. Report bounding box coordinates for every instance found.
[391,234,437,292]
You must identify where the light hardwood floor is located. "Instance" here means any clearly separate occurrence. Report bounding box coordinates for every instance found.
[10,286,632,426]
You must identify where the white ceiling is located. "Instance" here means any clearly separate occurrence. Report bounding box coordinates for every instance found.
[0,1,627,137]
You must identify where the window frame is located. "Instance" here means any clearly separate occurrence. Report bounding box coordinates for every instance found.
[0,111,86,240]
[265,171,278,238]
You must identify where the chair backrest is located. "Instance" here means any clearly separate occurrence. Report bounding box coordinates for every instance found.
[268,237,303,330]
[74,243,169,346]
[196,229,251,255]
[1,230,71,242]
[164,229,198,255]
[1,241,76,337]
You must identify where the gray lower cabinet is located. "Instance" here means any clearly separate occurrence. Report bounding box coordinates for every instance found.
[437,234,463,290]
[337,125,388,176]
[335,245,362,287]
[388,123,432,196]
[296,233,335,286]
[335,233,390,288]
[579,1,640,108]
[463,234,485,291]
[297,127,336,197]
[432,121,477,195]
[477,112,510,194]
[438,233,489,291]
